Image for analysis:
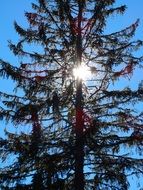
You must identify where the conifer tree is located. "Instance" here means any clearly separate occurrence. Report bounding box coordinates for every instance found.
[0,0,143,189]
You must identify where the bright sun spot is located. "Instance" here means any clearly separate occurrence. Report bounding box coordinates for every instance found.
[73,64,91,80]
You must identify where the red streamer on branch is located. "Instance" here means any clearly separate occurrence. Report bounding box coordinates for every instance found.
[114,63,134,77]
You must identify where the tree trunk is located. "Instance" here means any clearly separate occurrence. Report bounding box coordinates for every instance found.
[74,79,85,190]
[74,2,84,188]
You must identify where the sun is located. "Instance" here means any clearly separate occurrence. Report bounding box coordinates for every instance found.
[73,64,91,80]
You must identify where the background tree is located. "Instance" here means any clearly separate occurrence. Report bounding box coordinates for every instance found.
[0,0,143,189]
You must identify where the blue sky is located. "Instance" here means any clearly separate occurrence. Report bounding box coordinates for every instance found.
[0,0,143,189]
[0,0,143,92]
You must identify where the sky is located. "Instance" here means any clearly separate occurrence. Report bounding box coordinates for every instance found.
[0,0,143,91]
[0,0,143,189]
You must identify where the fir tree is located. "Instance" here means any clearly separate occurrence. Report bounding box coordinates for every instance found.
[0,0,143,189]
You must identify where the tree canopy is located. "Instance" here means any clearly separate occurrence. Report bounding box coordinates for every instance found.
[0,0,143,189]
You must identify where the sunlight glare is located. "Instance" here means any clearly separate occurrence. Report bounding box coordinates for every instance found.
[73,64,91,80]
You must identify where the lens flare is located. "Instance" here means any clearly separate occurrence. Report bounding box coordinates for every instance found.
[73,65,91,80]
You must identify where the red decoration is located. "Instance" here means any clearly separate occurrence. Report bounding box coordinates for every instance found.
[35,76,46,82]
[123,64,133,74]
[114,63,133,78]
[73,108,93,131]
[70,17,94,35]
[113,71,123,77]
[25,13,38,25]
